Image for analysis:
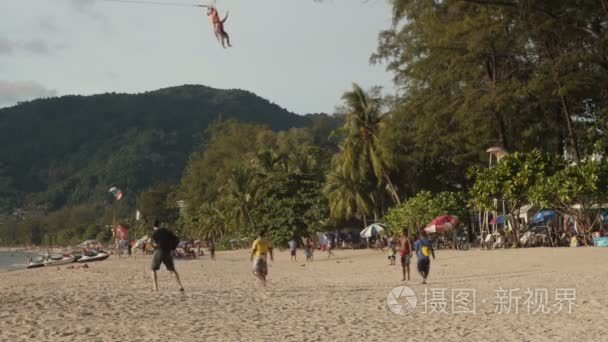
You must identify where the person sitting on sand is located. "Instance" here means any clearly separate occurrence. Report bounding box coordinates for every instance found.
[150,220,184,292]
[250,230,273,286]
[414,230,435,284]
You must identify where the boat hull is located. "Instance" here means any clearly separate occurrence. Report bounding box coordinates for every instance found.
[44,256,75,266]
[76,252,109,263]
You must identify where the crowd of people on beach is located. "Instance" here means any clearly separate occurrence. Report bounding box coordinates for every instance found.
[118,214,608,293]
[145,219,437,291]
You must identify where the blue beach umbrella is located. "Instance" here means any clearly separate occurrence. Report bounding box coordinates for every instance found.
[530,210,558,225]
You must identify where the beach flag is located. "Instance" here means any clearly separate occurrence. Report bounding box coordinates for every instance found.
[109,186,123,201]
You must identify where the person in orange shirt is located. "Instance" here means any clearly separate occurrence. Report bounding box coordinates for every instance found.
[206,5,231,48]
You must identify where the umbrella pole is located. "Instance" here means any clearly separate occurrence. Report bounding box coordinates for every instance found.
[483,210,489,247]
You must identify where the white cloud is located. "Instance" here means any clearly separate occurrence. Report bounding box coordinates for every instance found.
[69,0,96,12]
[0,36,17,55]
[69,0,107,23]
[0,35,55,56]
[22,39,51,55]
[0,80,58,107]
[38,17,61,32]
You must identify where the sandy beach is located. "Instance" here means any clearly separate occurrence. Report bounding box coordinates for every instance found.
[1,247,607,342]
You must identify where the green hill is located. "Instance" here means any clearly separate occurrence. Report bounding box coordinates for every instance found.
[0,85,334,212]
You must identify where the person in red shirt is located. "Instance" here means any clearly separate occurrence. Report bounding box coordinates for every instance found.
[399,229,412,282]
[206,6,231,48]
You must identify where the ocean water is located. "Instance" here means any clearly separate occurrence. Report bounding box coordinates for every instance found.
[0,251,36,270]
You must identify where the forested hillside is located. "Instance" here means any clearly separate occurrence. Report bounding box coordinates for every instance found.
[0,85,336,212]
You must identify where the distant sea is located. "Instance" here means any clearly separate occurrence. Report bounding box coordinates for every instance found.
[0,251,35,271]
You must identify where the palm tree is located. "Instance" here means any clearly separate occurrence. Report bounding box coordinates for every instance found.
[288,145,322,175]
[254,149,289,174]
[221,166,256,229]
[197,203,229,241]
[338,83,401,204]
[323,168,374,228]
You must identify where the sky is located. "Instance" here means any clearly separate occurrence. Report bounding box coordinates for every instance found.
[0,0,395,114]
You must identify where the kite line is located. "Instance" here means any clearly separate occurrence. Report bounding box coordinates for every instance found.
[101,0,205,8]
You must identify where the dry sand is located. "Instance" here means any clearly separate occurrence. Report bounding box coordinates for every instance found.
[1,247,607,342]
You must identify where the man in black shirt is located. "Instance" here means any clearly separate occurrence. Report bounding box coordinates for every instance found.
[151,220,184,291]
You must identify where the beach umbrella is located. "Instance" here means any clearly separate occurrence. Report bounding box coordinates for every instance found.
[530,210,557,225]
[360,223,385,238]
[425,215,459,234]
[108,186,123,201]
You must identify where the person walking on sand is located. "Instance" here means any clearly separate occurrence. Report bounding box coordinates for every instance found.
[305,238,314,262]
[288,238,297,262]
[326,237,335,259]
[250,230,273,286]
[399,229,413,281]
[414,230,435,284]
[150,220,184,292]
[208,239,216,260]
[387,237,396,266]
[388,245,397,266]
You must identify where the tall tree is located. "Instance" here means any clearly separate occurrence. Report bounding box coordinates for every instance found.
[336,83,400,205]
[221,166,257,229]
[324,167,374,227]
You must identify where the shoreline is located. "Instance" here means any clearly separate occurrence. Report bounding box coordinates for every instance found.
[0,246,32,252]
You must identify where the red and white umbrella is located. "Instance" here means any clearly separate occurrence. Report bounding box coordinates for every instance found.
[425,215,460,234]
[109,186,123,201]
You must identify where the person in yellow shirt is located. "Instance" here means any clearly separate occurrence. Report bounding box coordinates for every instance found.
[250,230,274,286]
